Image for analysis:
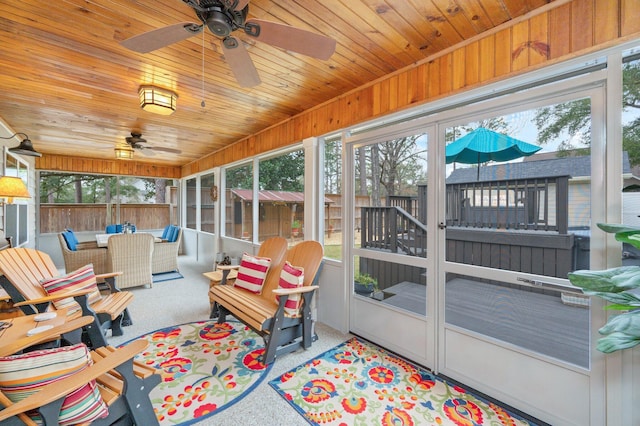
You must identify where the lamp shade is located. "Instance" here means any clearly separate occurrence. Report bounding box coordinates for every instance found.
[0,176,31,203]
[139,85,178,115]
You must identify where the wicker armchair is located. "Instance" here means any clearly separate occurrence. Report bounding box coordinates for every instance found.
[58,233,109,276]
[152,227,182,274]
[107,233,155,289]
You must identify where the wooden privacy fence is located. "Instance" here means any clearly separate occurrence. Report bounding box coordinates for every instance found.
[40,204,171,233]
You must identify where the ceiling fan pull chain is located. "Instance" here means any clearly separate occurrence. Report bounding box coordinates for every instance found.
[201,30,206,108]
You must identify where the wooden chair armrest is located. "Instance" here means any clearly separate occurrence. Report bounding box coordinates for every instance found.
[0,316,94,357]
[272,285,319,296]
[96,271,123,280]
[0,340,148,422]
[216,264,240,271]
[12,289,94,307]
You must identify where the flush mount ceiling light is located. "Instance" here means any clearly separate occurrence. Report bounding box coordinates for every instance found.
[138,85,178,115]
[114,146,134,160]
[0,133,42,157]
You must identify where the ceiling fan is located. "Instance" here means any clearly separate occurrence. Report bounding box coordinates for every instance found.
[125,132,182,156]
[120,0,336,87]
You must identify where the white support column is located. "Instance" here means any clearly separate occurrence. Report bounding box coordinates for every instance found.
[303,137,321,241]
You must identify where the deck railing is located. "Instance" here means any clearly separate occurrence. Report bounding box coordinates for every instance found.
[360,175,575,279]
[446,176,569,233]
[361,206,427,257]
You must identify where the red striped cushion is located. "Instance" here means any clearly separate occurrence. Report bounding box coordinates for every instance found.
[0,343,109,425]
[233,253,271,294]
[276,261,305,316]
[40,264,102,314]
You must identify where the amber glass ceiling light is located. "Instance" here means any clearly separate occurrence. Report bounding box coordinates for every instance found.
[139,85,178,115]
[115,146,134,160]
[0,133,42,157]
[0,176,30,204]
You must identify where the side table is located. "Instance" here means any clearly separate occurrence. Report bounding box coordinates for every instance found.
[204,264,240,318]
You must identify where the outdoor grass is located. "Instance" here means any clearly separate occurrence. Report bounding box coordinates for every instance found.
[323,244,342,260]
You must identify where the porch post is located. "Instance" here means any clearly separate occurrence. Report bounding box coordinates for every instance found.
[303,137,321,241]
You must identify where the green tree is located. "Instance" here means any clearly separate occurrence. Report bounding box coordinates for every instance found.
[324,139,342,194]
[533,60,640,166]
[226,163,253,189]
[40,173,166,203]
[259,150,304,191]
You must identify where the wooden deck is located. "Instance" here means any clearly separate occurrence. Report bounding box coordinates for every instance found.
[372,278,590,368]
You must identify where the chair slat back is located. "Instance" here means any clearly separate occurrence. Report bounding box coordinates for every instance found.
[0,248,57,300]
[256,237,288,296]
[285,241,324,287]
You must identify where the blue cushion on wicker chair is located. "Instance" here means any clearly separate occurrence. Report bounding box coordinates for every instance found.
[161,225,171,240]
[61,231,77,251]
[168,226,180,243]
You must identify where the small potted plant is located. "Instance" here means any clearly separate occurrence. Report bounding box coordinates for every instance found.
[354,272,378,297]
[291,220,301,237]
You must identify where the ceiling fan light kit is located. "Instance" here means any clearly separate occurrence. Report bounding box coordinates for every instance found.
[0,133,42,157]
[139,85,178,115]
[115,146,135,160]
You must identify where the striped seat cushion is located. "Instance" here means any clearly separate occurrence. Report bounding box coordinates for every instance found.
[40,264,102,314]
[233,253,272,294]
[0,343,109,425]
[276,261,305,316]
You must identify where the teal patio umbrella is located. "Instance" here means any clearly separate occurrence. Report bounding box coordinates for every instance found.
[445,127,541,180]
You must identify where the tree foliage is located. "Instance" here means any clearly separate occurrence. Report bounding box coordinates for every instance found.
[533,60,640,166]
[324,140,342,194]
[226,163,253,189]
[355,135,428,205]
[259,150,304,191]
[39,172,167,203]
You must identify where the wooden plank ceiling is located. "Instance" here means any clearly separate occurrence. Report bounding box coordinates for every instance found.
[0,0,553,167]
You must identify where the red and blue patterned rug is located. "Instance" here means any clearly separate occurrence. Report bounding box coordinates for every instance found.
[128,320,271,425]
[270,337,538,426]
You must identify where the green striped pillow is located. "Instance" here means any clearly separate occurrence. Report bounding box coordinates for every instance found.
[40,264,102,314]
[0,343,109,425]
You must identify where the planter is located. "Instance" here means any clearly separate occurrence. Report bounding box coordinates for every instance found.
[354,282,374,296]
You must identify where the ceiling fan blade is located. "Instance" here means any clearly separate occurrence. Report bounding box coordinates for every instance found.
[138,148,156,157]
[121,22,203,53]
[149,146,182,154]
[221,37,261,87]
[245,19,336,60]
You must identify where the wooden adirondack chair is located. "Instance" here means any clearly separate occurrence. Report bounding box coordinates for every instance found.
[0,325,160,426]
[205,236,289,318]
[0,248,133,349]
[212,240,324,364]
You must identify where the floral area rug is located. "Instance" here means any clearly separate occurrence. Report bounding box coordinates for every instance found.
[128,320,271,425]
[269,337,538,426]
